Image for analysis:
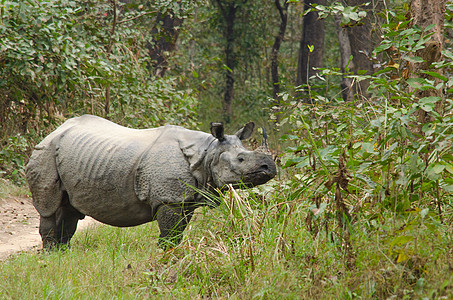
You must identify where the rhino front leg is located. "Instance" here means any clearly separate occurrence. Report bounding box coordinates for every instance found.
[156,205,194,250]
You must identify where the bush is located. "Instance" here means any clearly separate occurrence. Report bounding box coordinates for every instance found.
[277,10,453,289]
[0,0,198,181]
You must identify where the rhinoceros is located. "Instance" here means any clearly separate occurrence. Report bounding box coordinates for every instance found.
[25,115,277,249]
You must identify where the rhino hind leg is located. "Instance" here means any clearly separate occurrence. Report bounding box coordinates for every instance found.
[156,205,194,250]
[39,214,58,249]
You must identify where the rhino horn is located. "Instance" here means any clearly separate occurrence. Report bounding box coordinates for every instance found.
[262,127,268,147]
[255,127,271,155]
[210,122,225,141]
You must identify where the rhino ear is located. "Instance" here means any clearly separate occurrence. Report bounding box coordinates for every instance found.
[235,122,255,140]
[210,122,225,141]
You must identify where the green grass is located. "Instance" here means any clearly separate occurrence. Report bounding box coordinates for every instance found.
[0,178,29,199]
[1,181,452,299]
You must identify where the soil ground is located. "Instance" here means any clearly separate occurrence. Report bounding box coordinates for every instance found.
[0,196,97,261]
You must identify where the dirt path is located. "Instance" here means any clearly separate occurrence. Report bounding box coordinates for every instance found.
[0,196,97,261]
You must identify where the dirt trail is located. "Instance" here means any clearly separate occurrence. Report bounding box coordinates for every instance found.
[0,196,97,261]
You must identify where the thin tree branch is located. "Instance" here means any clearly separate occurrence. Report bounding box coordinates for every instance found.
[275,0,289,21]
[117,10,157,25]
[214,0,227,19]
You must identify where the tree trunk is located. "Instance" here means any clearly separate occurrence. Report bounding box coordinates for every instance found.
[335,14,354,102]
[345,0,374,100]
[223,4,236,123]
[296,0,325,102]
[147,12,183,77]
[270,0,289,122]
[408,0,446,133]
[215,0,247,123]
[407,0,446,222]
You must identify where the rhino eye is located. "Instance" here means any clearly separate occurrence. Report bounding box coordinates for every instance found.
[238,157,245,163]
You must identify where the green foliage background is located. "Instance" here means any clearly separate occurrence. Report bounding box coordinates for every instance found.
[0,0,198,181]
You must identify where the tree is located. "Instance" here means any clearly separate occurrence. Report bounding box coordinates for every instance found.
[407,0,446,133]
[314,1,380,101]
[119,1,186,78]
[331,0,377,101]
[335,13,354,102]
[270,0,289,122]
[213,0,248,123]
[0,0,198,142]
[345,0,376,100]
[147,12,184,77]
[296,0,326,102]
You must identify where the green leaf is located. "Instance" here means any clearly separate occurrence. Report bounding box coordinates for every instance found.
[426,163,445,180]
[406,77,425,89]
[355,173,376,188]
[419,103,433,112]
[397,252,409,263]
[382,142,398,160]
[425,24,436,31]
[375,43,392,53]
[283,157,305,168]
[295,157,311,169]
[445,164,453,174]
[402,55,424,63]
[421,70,448,81]
[281,134,299,141]
[406,77,436,91]
[389,235,414,249]
[442,184,453,192]
[400,28,417,36]
[419,96,441,112]
[430,163,445,174]
[442,154,453,162]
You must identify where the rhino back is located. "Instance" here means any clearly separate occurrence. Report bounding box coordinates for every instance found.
[54,117,166,223]
[56,116,156,186]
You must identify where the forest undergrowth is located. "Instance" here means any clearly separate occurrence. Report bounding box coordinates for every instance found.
[1,87,452,298]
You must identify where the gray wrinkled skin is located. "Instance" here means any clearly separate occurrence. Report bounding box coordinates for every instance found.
[25,115,277,249]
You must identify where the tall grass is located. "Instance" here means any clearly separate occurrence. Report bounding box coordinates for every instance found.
[1,182,452,299]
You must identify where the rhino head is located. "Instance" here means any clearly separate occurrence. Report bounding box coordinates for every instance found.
[206,122,277,188]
